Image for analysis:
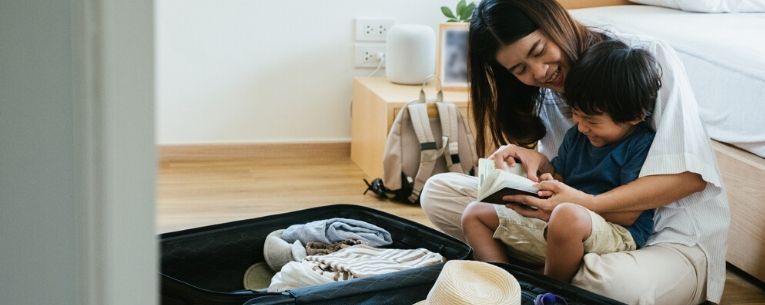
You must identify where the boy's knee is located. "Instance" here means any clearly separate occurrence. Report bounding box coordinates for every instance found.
[547,203,591,241]
[461,202,496,227]
[461,201,485,222]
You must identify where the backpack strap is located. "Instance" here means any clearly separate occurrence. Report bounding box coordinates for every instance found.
[407,102,446,203]
[436,101,464,173]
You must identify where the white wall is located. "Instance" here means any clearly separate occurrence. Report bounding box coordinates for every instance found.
[157,0,460,144]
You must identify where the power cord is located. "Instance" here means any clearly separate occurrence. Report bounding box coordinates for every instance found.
[366,51,386,77]
[350,52,386,121]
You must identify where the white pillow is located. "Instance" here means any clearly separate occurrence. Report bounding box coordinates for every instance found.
[630,0,765,12]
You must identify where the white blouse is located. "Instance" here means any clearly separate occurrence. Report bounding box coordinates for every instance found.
[537,32,730,303]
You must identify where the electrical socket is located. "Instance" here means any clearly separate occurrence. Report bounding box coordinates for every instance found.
[355,17,395,42]
[354,43,386,68]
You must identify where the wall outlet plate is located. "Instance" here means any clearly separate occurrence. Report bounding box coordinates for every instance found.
[354,43,386,68]
[355,17,395,42]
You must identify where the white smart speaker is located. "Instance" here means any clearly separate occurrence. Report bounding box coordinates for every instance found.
[386,24,435,85]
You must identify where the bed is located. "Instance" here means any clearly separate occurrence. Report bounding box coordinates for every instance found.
[558,2,765,283]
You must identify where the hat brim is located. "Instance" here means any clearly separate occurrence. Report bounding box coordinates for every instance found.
[423,260,521,305]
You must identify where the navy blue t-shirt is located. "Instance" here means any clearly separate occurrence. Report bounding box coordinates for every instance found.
[550,123,655,247]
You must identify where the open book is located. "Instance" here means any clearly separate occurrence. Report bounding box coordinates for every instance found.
[476,158,541,206]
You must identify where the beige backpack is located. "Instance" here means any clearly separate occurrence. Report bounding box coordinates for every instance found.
[364,90,478,204]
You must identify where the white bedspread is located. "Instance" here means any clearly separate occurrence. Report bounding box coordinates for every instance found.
[571,5,765,157]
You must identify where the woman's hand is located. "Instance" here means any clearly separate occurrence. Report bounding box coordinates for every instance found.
[505,202,552,221]
[503,179,594,221]
[488,144,547,181]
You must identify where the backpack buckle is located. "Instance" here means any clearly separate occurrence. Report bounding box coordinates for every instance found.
[363,178,396,199]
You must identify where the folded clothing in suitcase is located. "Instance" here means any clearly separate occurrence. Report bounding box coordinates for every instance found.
[160,204,472,305]
[241,262,625,305]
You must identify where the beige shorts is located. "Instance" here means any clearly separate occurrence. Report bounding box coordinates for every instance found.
[492,205,637,265]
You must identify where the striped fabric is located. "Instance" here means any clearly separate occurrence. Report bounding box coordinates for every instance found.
[537,89,571,161]
[305,244,445,279]
[268,245,445,292]
[536,31,730,303]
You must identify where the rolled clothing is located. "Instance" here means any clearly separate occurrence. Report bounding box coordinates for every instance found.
[268,245,445,292]
[306,244,445,278]
[281,218,393,247]
[268,260,336,292]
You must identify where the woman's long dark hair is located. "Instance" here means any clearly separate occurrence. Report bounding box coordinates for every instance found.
[468,0,603,155]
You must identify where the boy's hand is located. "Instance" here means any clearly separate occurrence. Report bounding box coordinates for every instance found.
[536,173,556,197]
[536,180,594,210]
[503,180,594,219]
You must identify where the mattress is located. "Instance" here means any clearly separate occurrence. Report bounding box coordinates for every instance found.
[570,5,765,157]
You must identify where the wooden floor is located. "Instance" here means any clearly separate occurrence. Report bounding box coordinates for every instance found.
[156,143,765,305]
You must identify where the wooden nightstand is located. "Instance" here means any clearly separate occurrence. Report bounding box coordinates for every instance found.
[350,77,470,179]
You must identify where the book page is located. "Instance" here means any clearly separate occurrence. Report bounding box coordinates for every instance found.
[477,158,539,205]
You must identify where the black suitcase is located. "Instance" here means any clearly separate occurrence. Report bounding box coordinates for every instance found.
[494,263,626,305]
[240,262,625,305]
[160,204,473,305]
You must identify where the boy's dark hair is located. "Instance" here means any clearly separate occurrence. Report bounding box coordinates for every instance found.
[563,39,662,123]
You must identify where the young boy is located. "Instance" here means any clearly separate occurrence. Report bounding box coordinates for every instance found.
[461,40,662,282]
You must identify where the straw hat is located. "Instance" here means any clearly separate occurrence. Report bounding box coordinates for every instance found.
[414,260,521,305]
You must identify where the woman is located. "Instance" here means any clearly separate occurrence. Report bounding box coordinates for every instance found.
[419,1,729,304]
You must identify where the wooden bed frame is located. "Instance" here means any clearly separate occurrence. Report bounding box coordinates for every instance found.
[557,0,765,284]
[712,141,765,283]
